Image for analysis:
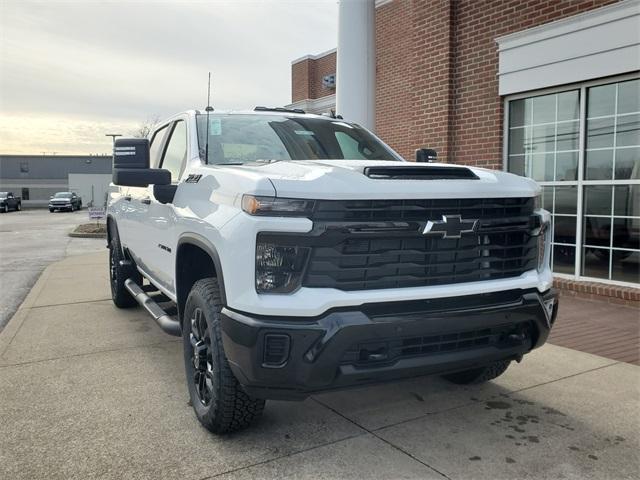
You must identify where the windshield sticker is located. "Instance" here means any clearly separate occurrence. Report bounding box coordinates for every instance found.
[208,118,222,135]
[294,130,315,136]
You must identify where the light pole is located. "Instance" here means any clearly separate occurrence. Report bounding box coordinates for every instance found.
[105,133,122,145]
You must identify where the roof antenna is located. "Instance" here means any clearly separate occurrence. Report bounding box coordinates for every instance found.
[205,72,214,164]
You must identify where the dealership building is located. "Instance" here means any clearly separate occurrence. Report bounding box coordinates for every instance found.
[0,154,112,208]
[288,0,640,295]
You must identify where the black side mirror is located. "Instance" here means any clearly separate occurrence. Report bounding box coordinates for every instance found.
[112,137,171,187]
[113,168,171,187]
[113,138,150,169]
[416,148,438,163]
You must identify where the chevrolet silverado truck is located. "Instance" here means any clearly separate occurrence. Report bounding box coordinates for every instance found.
[107,108,558,434]
[0,192,21,212]
[49,191,82,212]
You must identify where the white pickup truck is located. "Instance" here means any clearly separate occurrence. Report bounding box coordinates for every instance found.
[107,108,558,433]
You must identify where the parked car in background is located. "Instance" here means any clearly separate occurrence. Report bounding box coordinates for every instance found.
[0,192,21,212]
[49,192,82,212]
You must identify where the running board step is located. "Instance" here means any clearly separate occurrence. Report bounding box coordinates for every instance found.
[124,279,181,337]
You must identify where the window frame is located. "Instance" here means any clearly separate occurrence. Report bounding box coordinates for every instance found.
[149,123,171,169]
[159,120,188,184]
[503,72,640,288]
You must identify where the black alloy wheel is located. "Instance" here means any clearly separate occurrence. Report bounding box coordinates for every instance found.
[189,307,214,406]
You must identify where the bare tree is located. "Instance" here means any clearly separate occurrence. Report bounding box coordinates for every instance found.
[131,115,161,138]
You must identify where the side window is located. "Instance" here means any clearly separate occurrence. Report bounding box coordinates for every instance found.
[149,125,169,168]
[160,121,188,182]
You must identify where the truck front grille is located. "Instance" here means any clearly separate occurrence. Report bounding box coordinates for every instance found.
[257,197,538,292]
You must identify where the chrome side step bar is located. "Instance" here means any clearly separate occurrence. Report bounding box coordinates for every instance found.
[124,279,181,337]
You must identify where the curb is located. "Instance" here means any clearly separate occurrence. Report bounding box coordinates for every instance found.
[0,262,53,357]
[68,231,107,238]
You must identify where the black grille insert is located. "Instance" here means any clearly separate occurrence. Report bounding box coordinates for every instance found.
[341,323,531,366]
[304,197,537,291]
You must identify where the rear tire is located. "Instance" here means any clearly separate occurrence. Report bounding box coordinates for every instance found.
[16,203,21,211]
[3,205,7,213]
[108,224,141,308]
[183,278,265,434]
[442,360,511,385]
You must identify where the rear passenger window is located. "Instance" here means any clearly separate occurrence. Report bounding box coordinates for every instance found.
[161,121,188,182]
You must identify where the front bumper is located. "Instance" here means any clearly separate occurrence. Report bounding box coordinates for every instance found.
[220,288,558,400]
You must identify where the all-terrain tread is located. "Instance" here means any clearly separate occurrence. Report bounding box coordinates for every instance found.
[108,224,141,308]
[442,359,511,385]
[185,278,265,434]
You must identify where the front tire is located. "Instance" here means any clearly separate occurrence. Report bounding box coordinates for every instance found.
[3,205,7,213]
[108,224,141,308]
[16,203,21,211]
[442,360,511,385]
[183,278,265,434]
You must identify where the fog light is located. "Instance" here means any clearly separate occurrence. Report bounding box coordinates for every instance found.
[263,334,290,367]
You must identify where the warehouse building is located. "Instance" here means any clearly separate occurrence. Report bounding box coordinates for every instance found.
[288,0,639,294]
[0,154,112,208]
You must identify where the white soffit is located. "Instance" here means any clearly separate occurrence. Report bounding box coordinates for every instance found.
[496,0,640,95]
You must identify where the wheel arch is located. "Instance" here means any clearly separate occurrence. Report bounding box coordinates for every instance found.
[175,233,226,322]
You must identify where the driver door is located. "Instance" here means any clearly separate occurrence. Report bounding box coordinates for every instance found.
[141,119,188,294]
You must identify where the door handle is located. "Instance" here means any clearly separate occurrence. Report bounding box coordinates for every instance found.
[141,197,151,205]
[124,195,131,202]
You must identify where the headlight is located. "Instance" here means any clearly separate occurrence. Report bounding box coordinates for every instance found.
[255,241,310,293]
[242,195,314,217]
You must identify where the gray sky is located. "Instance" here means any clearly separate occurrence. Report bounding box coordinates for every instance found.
[0,0,338,154]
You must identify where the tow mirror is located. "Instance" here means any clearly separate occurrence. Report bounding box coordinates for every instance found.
[416,148,438,163]
[112,137,171,187]
[113,168,171,187]
[113,138,150,169]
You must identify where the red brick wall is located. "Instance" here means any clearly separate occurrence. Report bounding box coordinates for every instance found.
[375,0,620,164]
[292,59,312,102]
[375,0,414,157]
[291,51,337,102]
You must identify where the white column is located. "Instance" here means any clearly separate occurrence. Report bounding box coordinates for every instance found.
[336,0,376,131]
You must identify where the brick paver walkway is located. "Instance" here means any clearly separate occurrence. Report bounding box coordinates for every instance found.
[549,294,639,365]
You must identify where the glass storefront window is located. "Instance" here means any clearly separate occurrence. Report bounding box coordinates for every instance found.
[507,77,640,286]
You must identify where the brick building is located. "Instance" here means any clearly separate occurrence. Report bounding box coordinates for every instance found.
[289,0,639,293]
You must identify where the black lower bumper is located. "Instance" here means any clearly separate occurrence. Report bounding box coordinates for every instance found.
[220,288,558,400]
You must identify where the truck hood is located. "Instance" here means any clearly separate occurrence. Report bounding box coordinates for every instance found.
[232,160,539,200]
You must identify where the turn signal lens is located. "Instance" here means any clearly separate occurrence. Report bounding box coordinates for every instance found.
[242,195,314,217]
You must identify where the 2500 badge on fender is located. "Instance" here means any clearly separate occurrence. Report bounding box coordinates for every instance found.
[106,107,558,434]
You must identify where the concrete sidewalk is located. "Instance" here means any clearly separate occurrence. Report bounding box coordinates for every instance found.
[1,252,638,480]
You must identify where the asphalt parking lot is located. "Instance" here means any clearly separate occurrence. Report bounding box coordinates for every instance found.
[1,251,638,480]
[0,208,105,330]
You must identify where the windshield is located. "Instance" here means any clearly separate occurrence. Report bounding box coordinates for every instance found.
[0,192,7,198]
[196,114,402,165]
[54,192,72,198]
